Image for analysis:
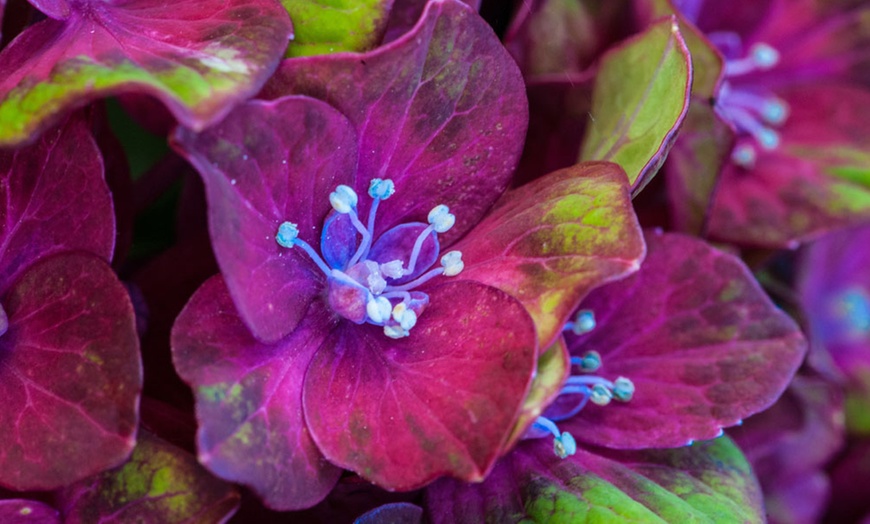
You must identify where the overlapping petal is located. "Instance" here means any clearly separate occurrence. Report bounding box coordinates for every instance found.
[455,162,645,346]
[0,253,140,490]
[304,281,537,490]
[174,96,358,343]
[263,0,528,245]
[560,231,805,448]
[171,276,341,510]
[0,114,114,290]
[0,0,292,146]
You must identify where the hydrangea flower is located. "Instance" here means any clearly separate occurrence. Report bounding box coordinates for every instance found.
[425,231,806,522]
[0,114,141,490]
[648,0,870,246]
[798,223,870,432]
[170,0,645,510]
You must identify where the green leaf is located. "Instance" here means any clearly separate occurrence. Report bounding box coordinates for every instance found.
[427,437,766,524]
[59,430,240,523]
[281,0,395,57]
[579,16,692,195]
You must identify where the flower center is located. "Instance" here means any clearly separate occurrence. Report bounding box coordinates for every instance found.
[524,310,634,459]
[275,179,464,339]
[710,37,790,169]
[831,286,870,339]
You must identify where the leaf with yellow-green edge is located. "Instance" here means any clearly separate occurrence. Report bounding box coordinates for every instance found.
[281,0,395,58]
[57,430,240,523]
[453,161,645,348]
[579,16,692,196]
[633,0,724,98]
[501,337,571,453]
[425,436,765,524]
[0,0,292,147]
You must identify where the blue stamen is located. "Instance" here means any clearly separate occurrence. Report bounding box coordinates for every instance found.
[564,309,596,335]
[523,344,635,458]
[276,222,332,276]
[532,417,577,459]
[570,350,601,372]
[275,180,461,338]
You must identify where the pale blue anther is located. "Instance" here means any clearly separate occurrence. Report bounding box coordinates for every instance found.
[612,377,635,402]
[762,99,789,125]
[428,205,455,233]
[366,296,392,324]
[756,128,780,150]
[532,417,577,459]
[392,302,418,331]
[750,43,780,69]
[566,309,596,335]
[329,185,358,214]
[589,383,614,406]
[730,143,757,169]
[368,178,396,200]
[440,251,464,277]
[276,221,299,248]
[571,350,602,373]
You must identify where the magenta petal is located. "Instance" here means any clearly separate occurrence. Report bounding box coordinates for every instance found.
[0,500,59,524]
[707,84,870,247]
[264,0,528,245]
[0,0,292,146]
[0,253,140,490]
[174,96,358,343]
[171,276,342,510]
[27,0,68,19]
[304,281,537,490]
[561,231,806,449]
[0,114,114,291]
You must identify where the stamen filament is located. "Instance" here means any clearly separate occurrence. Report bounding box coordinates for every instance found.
[405,225,436,275]
[347,208,373,267]
[289,237,333,276]
[385,266,444,293]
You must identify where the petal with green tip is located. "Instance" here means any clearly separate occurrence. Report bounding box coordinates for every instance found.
[453,161,645,347]
[0,0,292,146]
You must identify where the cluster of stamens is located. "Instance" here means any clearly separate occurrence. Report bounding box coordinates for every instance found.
[527,310,635,459]
[709,37,790,169]
[276,179,464,339]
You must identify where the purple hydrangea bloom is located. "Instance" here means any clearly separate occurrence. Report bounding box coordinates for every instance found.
[170,0,645,510]
[425,231,806,521]
[654,0,870,246]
